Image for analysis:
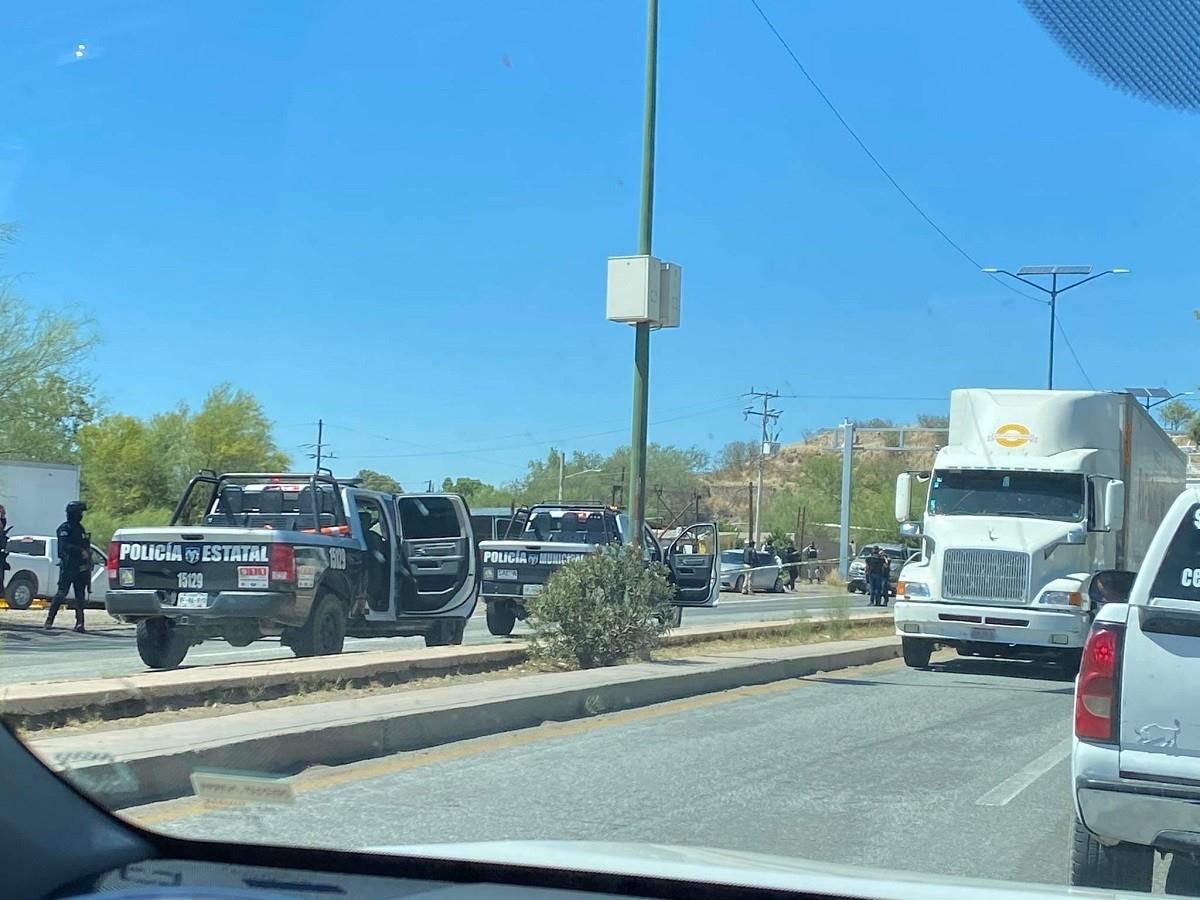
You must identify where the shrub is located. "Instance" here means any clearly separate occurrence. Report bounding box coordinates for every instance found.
[526,546,676,669]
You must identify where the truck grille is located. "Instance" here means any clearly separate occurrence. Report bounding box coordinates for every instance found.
[941,549,1030,604]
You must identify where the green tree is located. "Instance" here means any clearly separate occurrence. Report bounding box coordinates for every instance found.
[187,384,289,478]
[357,469,404,493]
[1158,399,1195,433]
[715,440,758,471]
[0,268,98,462]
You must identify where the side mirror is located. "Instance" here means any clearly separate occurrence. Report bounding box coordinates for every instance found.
[1104,480,1125,532]
[899,521,922,538]
[1065,526,1086,545]
[895,473,912,523]
[1089,569,1136,607]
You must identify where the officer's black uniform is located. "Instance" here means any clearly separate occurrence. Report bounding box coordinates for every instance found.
[45,501,90,632]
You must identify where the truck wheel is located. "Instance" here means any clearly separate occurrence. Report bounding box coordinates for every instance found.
[772,574,784,593]
[486,600,516,636]
[1165,853,1200,895]
[290,593,346,657]
[136,618,191,669]
[4,573,36,610]
[425,619,466,647]
[1069,816,1153,891]
[670,606,683,627]
[901,636,934,668]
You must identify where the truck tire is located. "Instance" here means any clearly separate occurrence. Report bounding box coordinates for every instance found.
[1165,853,1200,895]
[4,573,36,610]
[290,593,346,657]
[1069,816,1153,892]
[901,636,934,668]
[772,574,784,593]
[486,600,516,636]
[424,619,466,647]
[136,618,191,669]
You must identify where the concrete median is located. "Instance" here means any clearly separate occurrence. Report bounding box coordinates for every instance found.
[27,631,900,809]
[1,611,890,727]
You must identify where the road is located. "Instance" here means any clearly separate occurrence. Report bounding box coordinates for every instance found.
[0,588,867,685]
[134,652,1136,890]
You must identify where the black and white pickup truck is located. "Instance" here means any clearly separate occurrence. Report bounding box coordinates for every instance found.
[477,502,720,636]
[105,471,477,668]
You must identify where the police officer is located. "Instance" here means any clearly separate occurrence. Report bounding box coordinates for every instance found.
[45,500,91,632]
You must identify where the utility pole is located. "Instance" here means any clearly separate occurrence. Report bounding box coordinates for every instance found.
[839,419,854,578]
[303,419,334,472]
[557,449,564,503]
[627,0,658,549]
[744,388,787,545]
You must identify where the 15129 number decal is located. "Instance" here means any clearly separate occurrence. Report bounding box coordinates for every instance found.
[328,547,347,570]
[177,571,204,589]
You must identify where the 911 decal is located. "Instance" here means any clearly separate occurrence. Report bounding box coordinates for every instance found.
[328,547,347,570]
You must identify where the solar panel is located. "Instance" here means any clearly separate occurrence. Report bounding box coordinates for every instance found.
[1124,388,1151,398]
[1016,265,1092,276]
[1149,388,1174,399]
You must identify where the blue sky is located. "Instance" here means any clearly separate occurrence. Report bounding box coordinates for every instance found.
[2,1,1197,488]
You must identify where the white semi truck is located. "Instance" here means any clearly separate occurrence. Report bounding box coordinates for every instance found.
[893,389,1186,670]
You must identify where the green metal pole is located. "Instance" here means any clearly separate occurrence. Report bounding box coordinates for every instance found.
[629,0,658,548]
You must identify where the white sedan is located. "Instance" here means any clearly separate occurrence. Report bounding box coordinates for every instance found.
[718,550,782,593]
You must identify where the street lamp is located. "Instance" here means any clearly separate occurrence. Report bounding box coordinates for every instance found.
[981,265,1129,389]
[557,455,606,502]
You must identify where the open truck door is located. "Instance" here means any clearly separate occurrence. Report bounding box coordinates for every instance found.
[667,522,720,608]
[395,494,477,616]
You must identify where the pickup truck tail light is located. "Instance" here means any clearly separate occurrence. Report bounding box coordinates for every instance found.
[106,542,120,583]
[1075,622,1124,742]
[270,543,295,584]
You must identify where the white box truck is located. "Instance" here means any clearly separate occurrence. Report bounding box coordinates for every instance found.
[0,460,81,536]
[893,389,1185,670]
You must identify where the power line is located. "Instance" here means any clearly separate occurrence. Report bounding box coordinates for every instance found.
[746,0,1044,308]
[1054,314,1096,389]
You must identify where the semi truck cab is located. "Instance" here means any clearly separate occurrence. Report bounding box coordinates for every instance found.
[892,389,1185,671]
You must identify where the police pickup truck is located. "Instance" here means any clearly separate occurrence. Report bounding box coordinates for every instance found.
[477,502,720,636]
[105,471,477,668]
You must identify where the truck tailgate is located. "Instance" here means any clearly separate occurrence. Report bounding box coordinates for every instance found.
[1120,498,1200,782]
[113,530,273,594]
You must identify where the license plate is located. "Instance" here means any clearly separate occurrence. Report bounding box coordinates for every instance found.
[522,583,543,597]
[497,568,518,581]
[177,592,209,609]
[969,626,996,641]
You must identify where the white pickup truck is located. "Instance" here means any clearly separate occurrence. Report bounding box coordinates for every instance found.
[1071,487,1200,892]
[3,534,108,610]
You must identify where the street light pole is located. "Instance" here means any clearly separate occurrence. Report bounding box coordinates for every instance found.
[981,266,1129,389]
[628,0,658,549]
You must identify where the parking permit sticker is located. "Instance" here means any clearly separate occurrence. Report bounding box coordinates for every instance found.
[297,565,316,589]
[237,565,268,589]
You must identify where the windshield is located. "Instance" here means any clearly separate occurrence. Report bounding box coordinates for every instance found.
[927,469,1085,522]
[4,3,1189,897]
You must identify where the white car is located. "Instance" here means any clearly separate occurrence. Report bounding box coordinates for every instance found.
[719,549,783,593]
[3,534,108,610]
[1070,488,1200,892]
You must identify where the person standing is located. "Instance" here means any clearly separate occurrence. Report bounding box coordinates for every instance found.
[876,546,893,606]
[44,500,91,632]
[784,543,799,591]
[864,546,886,607]
[741,540,756,594]
[804,540,819,583]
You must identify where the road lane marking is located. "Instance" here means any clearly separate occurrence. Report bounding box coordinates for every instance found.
[975,738,1071,807]
[125,655,909,828]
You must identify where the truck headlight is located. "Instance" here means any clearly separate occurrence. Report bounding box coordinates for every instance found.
[1039,590,1083,607]
[482,567,495,580]
[900,581,929,598]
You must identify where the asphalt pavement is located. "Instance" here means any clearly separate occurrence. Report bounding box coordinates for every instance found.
[0,587,865,685]
[137,652,1099,889]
